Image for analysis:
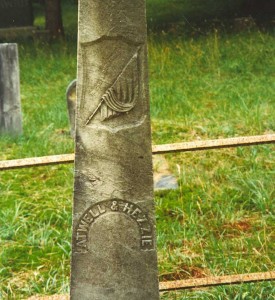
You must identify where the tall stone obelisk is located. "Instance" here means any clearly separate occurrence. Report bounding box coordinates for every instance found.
[70,1,159,299]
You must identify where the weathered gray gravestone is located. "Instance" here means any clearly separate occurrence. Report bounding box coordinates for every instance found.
[70,0,159,299]
[0,43,22,135]
[66,79,77,137]
[0,0,33,28]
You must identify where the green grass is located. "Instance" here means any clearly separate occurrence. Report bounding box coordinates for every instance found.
[0,2,274,299]
[149,30,274,142]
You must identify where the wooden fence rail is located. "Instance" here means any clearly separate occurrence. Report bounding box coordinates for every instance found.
[152,133,275,154]
[0,134,274,171]
[159,271,275,291]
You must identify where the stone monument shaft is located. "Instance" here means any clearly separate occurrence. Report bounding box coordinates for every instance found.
[70,1,159,299]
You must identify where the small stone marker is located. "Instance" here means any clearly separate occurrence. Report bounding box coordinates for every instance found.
[153,156,178,191]
[0,43,22,135]
[66,79,76,137]
[0,0,33,28]
[70,0,159,299]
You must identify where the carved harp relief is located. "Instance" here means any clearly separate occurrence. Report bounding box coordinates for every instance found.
[80,37,145,131]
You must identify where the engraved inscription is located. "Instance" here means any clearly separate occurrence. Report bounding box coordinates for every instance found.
[74,199,154,253]
[79,36,146,131]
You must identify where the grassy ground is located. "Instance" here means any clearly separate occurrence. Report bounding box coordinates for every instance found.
[0,1,274,299]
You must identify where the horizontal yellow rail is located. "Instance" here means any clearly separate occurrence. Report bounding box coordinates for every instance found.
[1,134,274,171]
[159,271,275,291]
[153,133,275,154]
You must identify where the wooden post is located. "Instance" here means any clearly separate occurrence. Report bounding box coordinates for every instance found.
[0,43,22,135]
